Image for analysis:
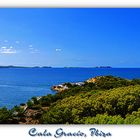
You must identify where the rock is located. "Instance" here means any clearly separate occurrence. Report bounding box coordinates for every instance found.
[51,84,69,92]
[86,78,96,83]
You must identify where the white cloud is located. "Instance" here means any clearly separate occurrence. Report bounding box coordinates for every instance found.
[55,48,62,52]
[29,45,33,48]
[15,41,20,44]
[1,46,6,49]
[28,45,39,53]
[29,48,34,50]
[28,45,35,52]
[30,49,39,54]
[0,46,17,54]
[4,40,8,43]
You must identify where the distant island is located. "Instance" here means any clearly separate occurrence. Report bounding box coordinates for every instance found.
[95,66,112,68]
[0,66,52,68]
[64,66,112,68]
[0,65,112,69]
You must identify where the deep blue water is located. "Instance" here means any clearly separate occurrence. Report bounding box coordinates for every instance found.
[0,68,140,109]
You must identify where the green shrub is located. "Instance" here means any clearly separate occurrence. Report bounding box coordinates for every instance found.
[42,85,140,124]
[27,100,33,108]
[124,108,140,124]
[0,107,13,124]
[84,114,124,124]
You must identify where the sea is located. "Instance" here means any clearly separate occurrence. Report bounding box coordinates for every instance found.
[0,68,140,109]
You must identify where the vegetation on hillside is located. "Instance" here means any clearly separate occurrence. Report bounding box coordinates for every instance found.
[1,75,140,124]
[41,85,140,124]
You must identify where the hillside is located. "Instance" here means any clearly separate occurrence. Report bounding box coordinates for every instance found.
[1,75,140,124]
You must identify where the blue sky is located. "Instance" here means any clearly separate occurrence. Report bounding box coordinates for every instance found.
[0,8,140,67]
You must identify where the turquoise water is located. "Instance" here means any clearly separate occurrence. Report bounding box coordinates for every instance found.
[0,68,140,108]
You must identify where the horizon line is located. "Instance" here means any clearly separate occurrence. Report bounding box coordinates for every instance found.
[0,65,140,68]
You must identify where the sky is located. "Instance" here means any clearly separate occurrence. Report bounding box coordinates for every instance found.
[0,8,140,67]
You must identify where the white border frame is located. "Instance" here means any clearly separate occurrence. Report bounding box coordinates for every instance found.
[0,2,139,140]
[0,0,140,7]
